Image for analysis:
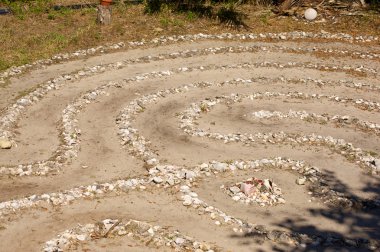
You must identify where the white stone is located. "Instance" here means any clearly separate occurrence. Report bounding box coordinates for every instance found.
[180,185,190,192]
[76,234,86,241]
[210,213,217,219]
[182,195,192,206]
[296,177,307,185]
[153,177,163,184]
[175,237,185,245]
[213,162,227,171]
[185,171,196,180]
[229,186,241,194]
[232,195,240,201]
[305,8,317,21]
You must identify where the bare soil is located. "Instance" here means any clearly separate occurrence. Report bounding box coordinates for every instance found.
[0,5,380,252]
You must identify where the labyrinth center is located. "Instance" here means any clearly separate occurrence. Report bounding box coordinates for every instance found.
[0,33,379,251]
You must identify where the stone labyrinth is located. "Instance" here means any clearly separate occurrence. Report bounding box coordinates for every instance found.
[0,32,380,251]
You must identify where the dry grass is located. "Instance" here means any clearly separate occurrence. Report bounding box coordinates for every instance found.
[0,2,379,71]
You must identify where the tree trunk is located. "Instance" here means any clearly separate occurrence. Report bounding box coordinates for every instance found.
[97,5,112,25]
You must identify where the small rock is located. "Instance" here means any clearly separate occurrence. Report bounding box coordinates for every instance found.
[76,234,86,241]
[185,170,196,180]
[296,177,307,185]
[153,177,163,184]
[213,162,227,171]
[148,228,154,235]
[374,159,380,170]
[0,139,12,149]
[166,178,175,185]
[240,183,254,195]
[175,237,185,245]
[277,198,286,204]
[229,186,241,194]
[182,195,192,206]
[180,185,190,192]
[232,195,240,201]
[210,213,217,219]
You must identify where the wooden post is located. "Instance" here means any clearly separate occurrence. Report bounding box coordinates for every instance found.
[97,0,112,25]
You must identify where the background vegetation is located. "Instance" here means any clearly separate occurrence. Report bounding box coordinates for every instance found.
[0,0,378,72]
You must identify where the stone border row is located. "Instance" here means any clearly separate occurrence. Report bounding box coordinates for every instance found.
[250,109,380,135]
[1,31,378,85]
[44,218,218,252]
[178,92,380,174]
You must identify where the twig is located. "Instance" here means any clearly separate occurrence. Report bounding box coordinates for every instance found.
[317,0,325,8]
[104,220,122,238]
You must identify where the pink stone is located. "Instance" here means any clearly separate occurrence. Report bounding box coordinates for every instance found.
[241,183,255,196]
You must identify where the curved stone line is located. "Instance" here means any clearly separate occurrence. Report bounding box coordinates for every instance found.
[179,92,380,174]
[5,57,373,177]
[0,176,147,217]
[114,77,380,174]
[4,43,376,142]
[145,157,379,210]
[1,31,378,85]
[170,158,380,249]
[43,218,218,252]
[275,46,380,60]
[0,42,126,86]
[179,181,379,250]
[114,76,380,174]
[0,161,197,217]
[150,158,379,249]
[2,81,377,249]
[1,156,377,248]
[249,109,380,136]
[4,57,379,176]
[0,69,176,176]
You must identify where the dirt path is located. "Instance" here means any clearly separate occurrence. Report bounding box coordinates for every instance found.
[0,33,379,252]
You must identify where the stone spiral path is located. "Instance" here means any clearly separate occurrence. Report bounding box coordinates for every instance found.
[0,32,379,251]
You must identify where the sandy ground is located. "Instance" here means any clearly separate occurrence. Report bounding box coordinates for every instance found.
[0,35,379,252]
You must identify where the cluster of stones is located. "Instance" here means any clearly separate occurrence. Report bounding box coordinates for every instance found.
[178,92,380,174]
[250,109,380,135]
[222,177,285,206]
[178,159,379,250]
[44,219,218,252]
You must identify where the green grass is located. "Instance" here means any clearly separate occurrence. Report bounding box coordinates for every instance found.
[0,1,379,75]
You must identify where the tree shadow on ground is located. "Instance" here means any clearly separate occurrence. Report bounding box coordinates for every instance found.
[230,169,380,251]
